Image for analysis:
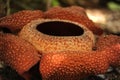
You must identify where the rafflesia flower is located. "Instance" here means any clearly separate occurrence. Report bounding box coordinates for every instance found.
[0,6,119,80]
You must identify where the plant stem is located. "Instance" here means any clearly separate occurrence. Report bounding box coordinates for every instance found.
[6,0,11,15]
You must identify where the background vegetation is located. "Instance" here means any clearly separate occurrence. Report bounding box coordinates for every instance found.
[0,0,120,17]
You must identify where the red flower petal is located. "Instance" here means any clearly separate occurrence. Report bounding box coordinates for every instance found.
[0,10,44,33]
[0,33,40,74]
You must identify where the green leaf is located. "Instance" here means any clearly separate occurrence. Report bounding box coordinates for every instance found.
[108,1,120,10]
[52,0,60,7]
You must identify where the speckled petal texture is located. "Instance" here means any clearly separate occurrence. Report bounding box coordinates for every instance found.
[103,44,120,67]
[40,51,109,80]
[40,44,120,80]
[19,19,95,53]
[44,6,103,35]
[0,10,44,32]
[0,33,40,74]
[96,35,120,67]
[96,35,120,50]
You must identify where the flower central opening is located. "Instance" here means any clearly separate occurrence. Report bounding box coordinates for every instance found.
[36,21,84,36]
[0,27,11,33]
